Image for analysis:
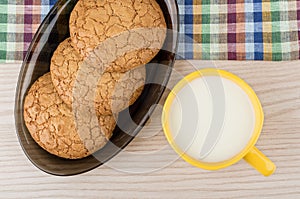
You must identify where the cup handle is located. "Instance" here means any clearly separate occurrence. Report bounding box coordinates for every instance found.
[243,146,276,176]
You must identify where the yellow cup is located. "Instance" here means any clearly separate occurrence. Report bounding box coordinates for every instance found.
[162,68,276,176]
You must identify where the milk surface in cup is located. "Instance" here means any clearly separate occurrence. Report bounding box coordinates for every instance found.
[168,75,255,163]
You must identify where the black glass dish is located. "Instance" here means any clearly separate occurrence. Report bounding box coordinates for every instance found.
[15,0,178,176]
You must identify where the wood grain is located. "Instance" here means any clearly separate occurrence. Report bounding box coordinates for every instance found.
[1,60,300,198]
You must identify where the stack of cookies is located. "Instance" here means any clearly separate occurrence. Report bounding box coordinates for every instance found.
[23,0,166,159]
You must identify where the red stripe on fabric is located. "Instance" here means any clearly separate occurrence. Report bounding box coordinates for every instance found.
[23,0,34,59]
[227,0,237,60]
[297,0,300,59]
[33,0,41,5]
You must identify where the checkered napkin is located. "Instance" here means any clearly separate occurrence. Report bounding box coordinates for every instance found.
[0,0,56,63]
[1,0,300,63]
[178,0,300,60]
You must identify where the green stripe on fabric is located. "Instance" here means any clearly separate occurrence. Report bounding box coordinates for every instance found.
[271,1,282,61]
[0,0,8,5]
[0,13,7,23]
[0,5,6,14]
[202,1,210,60]
[280,1,291,60]
[0,3,7,62]
[0,50,6,60]
[6,0,16,61]
[202,0,211,5]
[0,32,5,41]
[210,0,220,60]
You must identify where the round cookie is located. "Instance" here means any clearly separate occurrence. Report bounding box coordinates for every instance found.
[23,73,116,159]
[50,38,146,115]
[95,66,146,115]
[50,38,82,106]
[69,0,167,72]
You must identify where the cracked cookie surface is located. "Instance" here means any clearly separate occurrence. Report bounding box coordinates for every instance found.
[51,38,146,115]
[50,38,82,106]
[95,65,146,115]
[23,73,116,159]
[69,0,166,72]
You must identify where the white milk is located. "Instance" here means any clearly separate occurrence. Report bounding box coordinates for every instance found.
[168,75,255,163]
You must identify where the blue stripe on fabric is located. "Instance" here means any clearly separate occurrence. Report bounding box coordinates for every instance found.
[184,5,194,15]
[185,0,193,5]
[50,0,57,6]
[184,14,194,24]
[253,1,263,60]
[184,0,193,59]
[41,0,56,21]
[245,0,255,60]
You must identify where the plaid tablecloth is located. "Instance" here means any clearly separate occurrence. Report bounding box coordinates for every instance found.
[1,0,300,63]
[0,0,56,63]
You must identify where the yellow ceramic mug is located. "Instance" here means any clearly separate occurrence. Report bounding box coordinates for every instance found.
[162,68,276,176]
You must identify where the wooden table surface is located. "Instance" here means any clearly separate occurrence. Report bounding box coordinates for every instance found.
[1,60,300,198]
